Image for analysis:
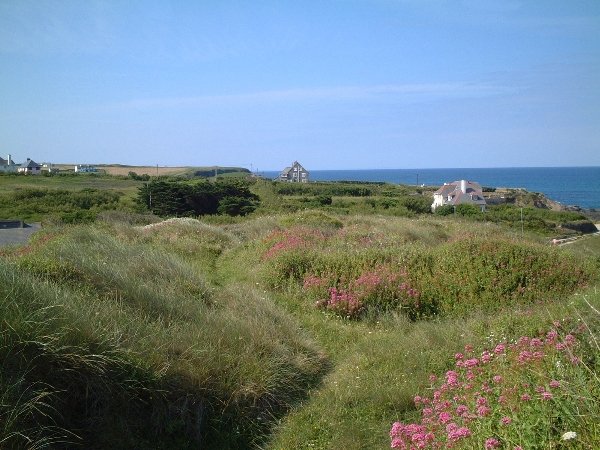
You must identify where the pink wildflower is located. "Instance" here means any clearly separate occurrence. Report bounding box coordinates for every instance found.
[549,380,561,389]
[391,437,405,449]
[518,350,533,364]
[456,405,468,416]
[446,370,459,386]
[492,375,502,384]
[530,337,544,347]
[438,412,452,424]
[546,329,558,341]
[464,358,479,368]
[447,426,471,442]
[429,374,437,384]
[390,422,404,437]
[481,351,492,363]
[541,391,553,400]
[555,342,566,351]
[455,352,464,360]
[414,395,422,406]
[477,405,491,417]
[494,343,506,354]
[565,334,576,345]
[485,438,501,449]
[501,416,512,425]
[520,393,531,401]
[464,344,474,353]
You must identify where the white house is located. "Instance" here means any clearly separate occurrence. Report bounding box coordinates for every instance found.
[18,158,42,175]
[279,161,309,183]
[0,154,17,173]
[432,180,487,211]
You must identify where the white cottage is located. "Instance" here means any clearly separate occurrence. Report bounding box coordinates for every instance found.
[432,180,487,211]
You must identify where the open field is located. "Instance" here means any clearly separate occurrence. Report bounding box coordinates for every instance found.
[98,165,191,176]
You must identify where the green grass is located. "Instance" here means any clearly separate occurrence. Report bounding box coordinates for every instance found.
[1,224,327,448]
[2,205,599,449]
[0,172,143,193]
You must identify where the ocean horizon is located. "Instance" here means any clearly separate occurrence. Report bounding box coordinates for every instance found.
[259,166,600,209]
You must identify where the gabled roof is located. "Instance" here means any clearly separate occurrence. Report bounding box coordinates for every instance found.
[280,167,292,175]
[434,180,482,195]
[433,180,486,207]
[20,159,40,168]
[0,157,7,165]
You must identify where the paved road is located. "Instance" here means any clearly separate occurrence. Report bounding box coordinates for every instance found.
[0,223,42,247]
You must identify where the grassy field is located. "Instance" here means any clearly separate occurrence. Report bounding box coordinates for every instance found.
[1,178,599,449]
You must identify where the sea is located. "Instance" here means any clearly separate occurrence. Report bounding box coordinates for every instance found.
[259,167,600,209]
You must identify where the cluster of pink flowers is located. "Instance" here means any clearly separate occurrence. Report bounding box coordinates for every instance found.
[390,324,583,449]
[305,264,421,319]
[315,287,363,317]
[261,227,325,260]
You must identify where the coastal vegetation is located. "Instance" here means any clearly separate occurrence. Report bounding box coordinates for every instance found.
[0,173,599,449]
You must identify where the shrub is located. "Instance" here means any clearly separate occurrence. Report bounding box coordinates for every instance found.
[455,203,482,216]
[138,179,259,217]
[434,205,455,216]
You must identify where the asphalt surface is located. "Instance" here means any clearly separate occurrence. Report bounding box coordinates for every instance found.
[0,223,42,247]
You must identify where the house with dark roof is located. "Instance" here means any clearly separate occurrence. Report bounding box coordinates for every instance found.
[279,161,309,183]
[17,158,42,175]
[431,180,487,212]
[0,154,17,173]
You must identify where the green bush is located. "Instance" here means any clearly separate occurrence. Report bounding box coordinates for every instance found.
[138,179,259,217]
[434,205,454,216]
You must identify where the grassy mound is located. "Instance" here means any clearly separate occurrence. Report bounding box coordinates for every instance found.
[258,216,593,319]
[1,225,327,449]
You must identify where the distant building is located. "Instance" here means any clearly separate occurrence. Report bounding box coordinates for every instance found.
[17,158,42,175]
[0,154,17,173]
[431,180,487,212]
[279,161,309,183]
[42,163,59,174]
[74,164,99,173]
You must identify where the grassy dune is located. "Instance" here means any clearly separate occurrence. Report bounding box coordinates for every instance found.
[1,201,599,448]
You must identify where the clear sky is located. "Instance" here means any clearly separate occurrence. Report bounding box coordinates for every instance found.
[1,0,599,170]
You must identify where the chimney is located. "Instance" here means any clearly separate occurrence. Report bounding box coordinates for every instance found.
[460,180,467,194]
[7,154,11,165]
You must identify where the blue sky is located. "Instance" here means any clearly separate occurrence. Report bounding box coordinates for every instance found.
[1,0,599,170]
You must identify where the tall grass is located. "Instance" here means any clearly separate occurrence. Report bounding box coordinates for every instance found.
[2,224,327,448]
[2,210,599,449]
